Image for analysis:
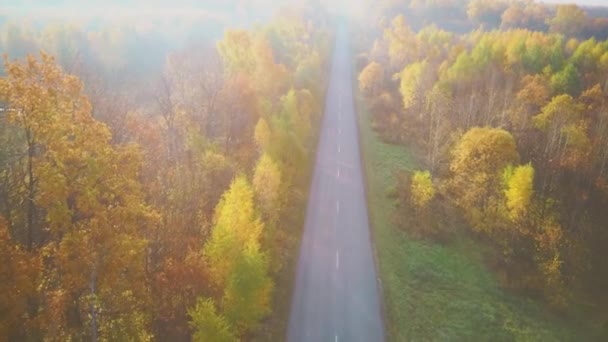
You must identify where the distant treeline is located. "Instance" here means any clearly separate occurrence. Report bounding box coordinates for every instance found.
[365,0,608,39]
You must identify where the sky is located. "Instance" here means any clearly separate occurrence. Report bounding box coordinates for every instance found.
[0,0,606,23]
[0,0,363,20]
[542,0,607,5]
[1,0,606,6]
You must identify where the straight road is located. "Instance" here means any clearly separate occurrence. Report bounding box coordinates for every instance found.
[287,25,385,342]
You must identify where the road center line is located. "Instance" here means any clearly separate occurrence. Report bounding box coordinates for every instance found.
[336,251,340,269]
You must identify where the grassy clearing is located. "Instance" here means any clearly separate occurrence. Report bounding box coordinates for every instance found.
[356,95,589,341]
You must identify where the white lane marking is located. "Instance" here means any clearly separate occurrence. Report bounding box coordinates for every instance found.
[337,168,340,178]
[338,144,341,153]
[336,251,340,269]
[339,128,342,135]
[336,201,340,213]
[335,335,338,342]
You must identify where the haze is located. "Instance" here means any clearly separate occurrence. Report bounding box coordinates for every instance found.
[2,0,608,341]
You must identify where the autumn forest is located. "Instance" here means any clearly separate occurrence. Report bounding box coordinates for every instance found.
[3,0,608,341]
[1,2,330,340]
[356,0,608,338]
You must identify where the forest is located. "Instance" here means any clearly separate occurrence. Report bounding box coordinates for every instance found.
[0,3,330,341]
[357,0,608,336]
[5,0,608,340]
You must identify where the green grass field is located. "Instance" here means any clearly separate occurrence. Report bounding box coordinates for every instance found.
[356,95,590,341]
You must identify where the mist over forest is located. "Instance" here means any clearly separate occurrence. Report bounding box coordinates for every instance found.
[1,1,332,340]
[3,0,608,340]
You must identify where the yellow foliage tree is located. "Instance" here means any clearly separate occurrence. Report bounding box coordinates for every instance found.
[253,154,282,223]
[188,298,236,342]
[254,118,271,152]
[548,4,586,37]
[0,53,154,340]
[217,29,289,101]
[222,242,272,333]
[204,176,264,288]
[217,29,256,75]
[504,164,535,221]
[0,217,39,340]
[410,170,435,211]
[533,210,566,308]
[533,94,590,170]
[449,127,519,230]
[201,175,273,336]
[358,61,384,97]
[384,15,419,70]
[399,60,428,111]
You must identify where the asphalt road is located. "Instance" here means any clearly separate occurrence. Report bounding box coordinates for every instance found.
[287,26,385,342]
